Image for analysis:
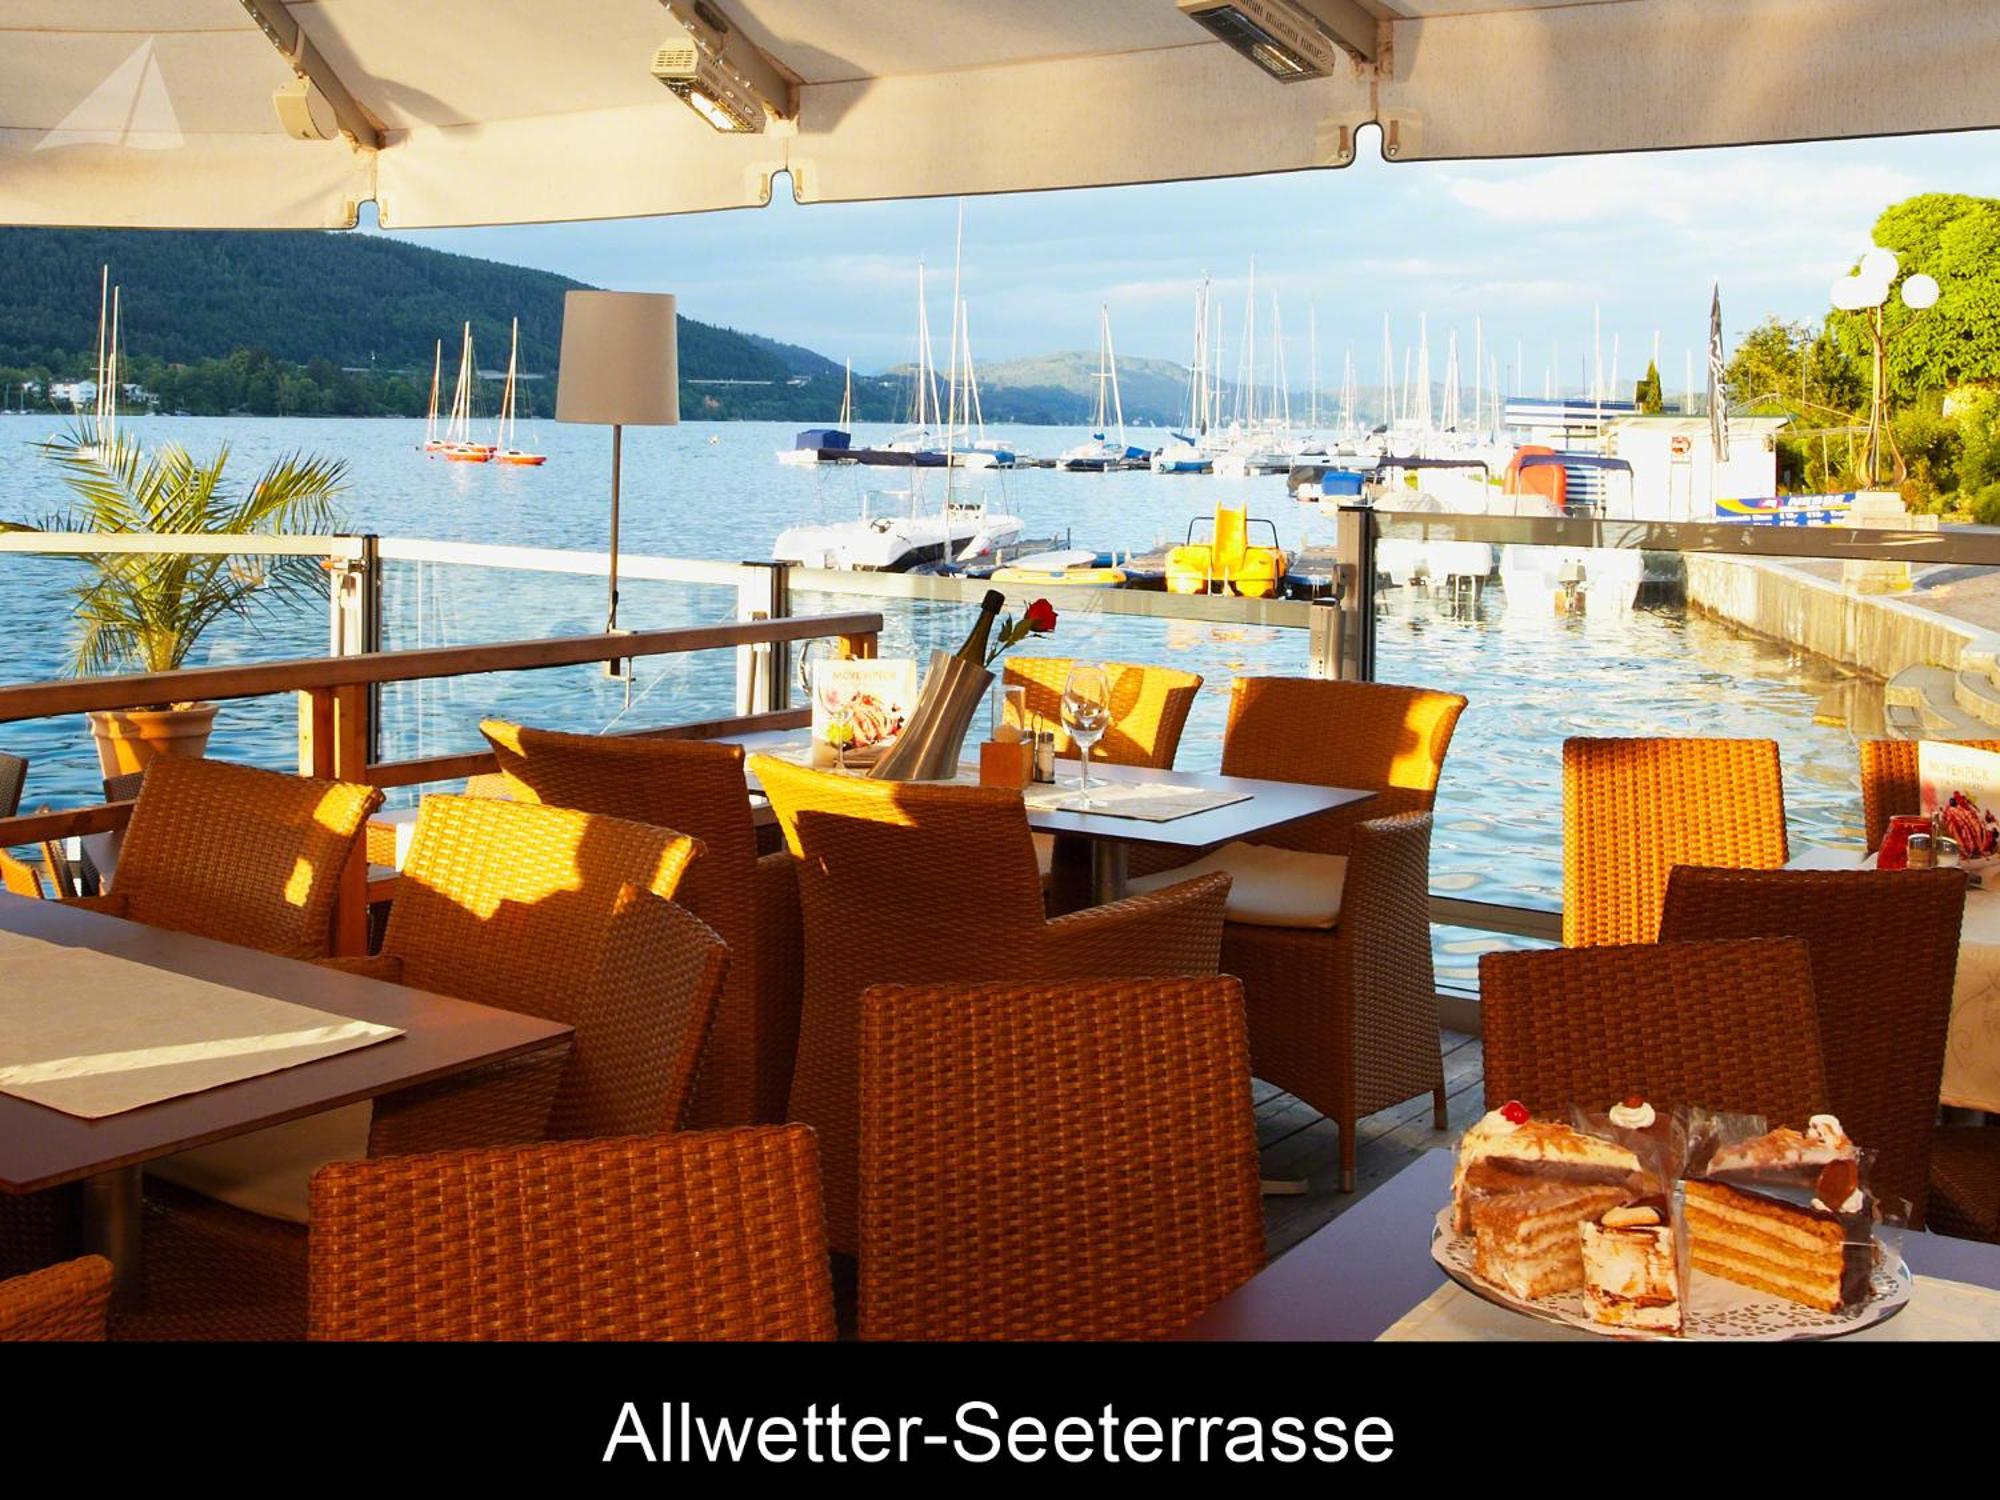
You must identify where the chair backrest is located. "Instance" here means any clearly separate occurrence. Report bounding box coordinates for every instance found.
[0,850,43,899]
[1479,936,1827,1124]
[859,977,1264,1340]
[308,1127,835,1341]
[1003,658,1203,768]
[1220,677,1467,854]
[1658,865,1965,1224]
[1858,737,2000,852]
[0,752,25,820]
[111,757,383,960]
[1562,736,1789,947]
[381,794,703,1031]
[0,1256,111,1341]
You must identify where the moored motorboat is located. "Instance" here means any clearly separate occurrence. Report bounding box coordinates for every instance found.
[988,548,1128,588]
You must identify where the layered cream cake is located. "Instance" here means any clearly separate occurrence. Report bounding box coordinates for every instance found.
[1580,1200,1684,1332]
[1451,1100,1644,1233]
[1684,1114,1874,1313]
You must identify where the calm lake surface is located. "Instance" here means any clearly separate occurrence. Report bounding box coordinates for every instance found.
[1,415,1874,983]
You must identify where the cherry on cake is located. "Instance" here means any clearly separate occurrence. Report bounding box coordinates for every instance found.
[1684,1114,1874,1313]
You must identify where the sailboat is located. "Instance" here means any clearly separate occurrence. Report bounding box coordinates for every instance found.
[70,267,122,458]
[491,318,546,465]
[777,359,855,467]
[1153,278,1214,474]
[442,323,493,462]
[951,304,1016,469]
[1057,305,1141,471]
[420,339,446,452]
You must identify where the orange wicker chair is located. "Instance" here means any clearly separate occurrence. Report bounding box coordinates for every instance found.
[1171,677,1467,1192]
[753,754,1232,1253]
[1928,1129,2000,1243]
[1479,937,1828,1124]
[0,849,42,898]
[858,977,1264,1340]
[58,756,383,961]
[1002,657,1203,767]
[308,1126,836,1341]
[1658,865,1966,1226]
[124,797,717,1340]
[1562,736,1789,948]
[0,1255,111,1341]
[480,718,802,1128]
[1858,737,2000,852]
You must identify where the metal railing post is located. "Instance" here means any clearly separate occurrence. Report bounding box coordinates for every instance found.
[735,561,790,715]
[325,534,382,763]
[1332,504,1378,682]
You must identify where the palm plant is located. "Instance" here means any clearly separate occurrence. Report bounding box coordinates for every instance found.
[7,424,344,687]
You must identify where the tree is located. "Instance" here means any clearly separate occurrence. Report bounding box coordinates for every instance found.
[1722,316,1865,418]
[1633,360,1664,413]
[1830,193,2000,400]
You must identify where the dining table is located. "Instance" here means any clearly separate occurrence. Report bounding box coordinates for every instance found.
[0,892,573,1306]
[1788,844,2000,1115]
[1179,1148,2000,1341]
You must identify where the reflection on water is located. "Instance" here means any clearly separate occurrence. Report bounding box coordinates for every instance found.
[1,417,1879,973]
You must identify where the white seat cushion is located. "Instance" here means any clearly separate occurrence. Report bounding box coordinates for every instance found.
[1032,831,1055,879]
[146,1102,372,1225]
[1126,840,1348,929]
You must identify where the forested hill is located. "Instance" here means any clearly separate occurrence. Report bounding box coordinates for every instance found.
[0,227,831,408]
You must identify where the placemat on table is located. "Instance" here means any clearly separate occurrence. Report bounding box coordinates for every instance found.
[0,949,402,1118]
[1021,780,1251,823]
[1377,1273,2000,1341]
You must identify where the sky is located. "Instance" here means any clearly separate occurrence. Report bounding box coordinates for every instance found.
[380,126,2000,398]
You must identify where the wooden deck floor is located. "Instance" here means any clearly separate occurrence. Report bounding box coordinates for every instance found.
[1257,1029,1483,1259]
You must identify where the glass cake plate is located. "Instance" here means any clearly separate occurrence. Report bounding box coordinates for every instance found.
[1429,1206,1912,1341]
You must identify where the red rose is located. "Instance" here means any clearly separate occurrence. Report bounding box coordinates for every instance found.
[1024,598,1058,634]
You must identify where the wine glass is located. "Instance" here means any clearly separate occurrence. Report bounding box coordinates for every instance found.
[824,699,856,773]
[1061,663,1113,807]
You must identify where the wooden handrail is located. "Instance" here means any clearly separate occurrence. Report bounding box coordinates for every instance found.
[0,613,883,723]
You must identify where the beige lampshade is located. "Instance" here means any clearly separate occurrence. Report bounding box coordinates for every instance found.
[555,290,680,425]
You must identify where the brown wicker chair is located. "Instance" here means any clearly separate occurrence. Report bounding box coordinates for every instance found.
[308,1126,836,1341]
[1928,1129,2000,1243]
[0,751,24,819]
[753,754,1231,1253]
[58,756,383,961]
[1479,936,1828,1124]
[0,1255,111,1341]
[1658,865,1966,1226]
[1182,677,1467,1191]
[1002,657,1203,767]
[1562,736,1789,948]
[1858,737,2000,852]
[480,718,802,1128]
[858,977,1264,1340]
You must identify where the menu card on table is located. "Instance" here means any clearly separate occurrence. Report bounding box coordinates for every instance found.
[809,658,916,769]
[1918,740,2000,883]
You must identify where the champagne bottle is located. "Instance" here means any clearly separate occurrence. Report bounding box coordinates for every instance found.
[954,589,1006,667]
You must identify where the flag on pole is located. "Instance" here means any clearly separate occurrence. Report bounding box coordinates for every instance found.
[1707,282,1730,462]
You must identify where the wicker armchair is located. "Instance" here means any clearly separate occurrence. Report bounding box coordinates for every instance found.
[308,1127,835,1341]
[1191,677,1467,1192]
[0,849,42,898]
[1658,865,1966,1226]
[1858,737,2000,852]
[480,718,802,1127]
[752,754,1231,1252]
[1562,736,1789,948]
[0,750,23,819]
[1002,657,1202,766]
[858,977,1264,1340]
[1928,1129,2000,1244]
[1479,937,1828,1123]
[59,756,383,961]
[0,1256,111,1341]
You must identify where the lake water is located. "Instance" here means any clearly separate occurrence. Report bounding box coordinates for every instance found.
[1,415,1876,985]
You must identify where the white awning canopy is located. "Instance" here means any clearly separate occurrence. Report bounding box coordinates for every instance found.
[3,0,1995,230]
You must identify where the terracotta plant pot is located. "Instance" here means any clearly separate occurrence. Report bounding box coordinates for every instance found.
[87,702,220,780]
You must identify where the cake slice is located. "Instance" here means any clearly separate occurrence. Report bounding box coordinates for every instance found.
[1452,1101,1644,1232]
[1685,1114,1874,1313]
[1464,1163,1634,1302]
[1581,1200,1684,1332]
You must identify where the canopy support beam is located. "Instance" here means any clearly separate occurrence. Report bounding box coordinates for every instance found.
[238,0,384,151]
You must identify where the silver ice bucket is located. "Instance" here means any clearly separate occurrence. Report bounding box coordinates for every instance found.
[869,648,992,782]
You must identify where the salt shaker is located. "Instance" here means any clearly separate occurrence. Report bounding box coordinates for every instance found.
[1033,731,1057,784]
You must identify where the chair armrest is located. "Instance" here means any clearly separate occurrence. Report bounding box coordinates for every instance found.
[314,953,406,986]
[58,893,129,919]
[752,850,802,984]
[1044,870,1231,977]
[1335,811,1439,1031]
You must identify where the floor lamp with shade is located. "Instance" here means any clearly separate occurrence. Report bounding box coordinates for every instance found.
[555,290,679,669]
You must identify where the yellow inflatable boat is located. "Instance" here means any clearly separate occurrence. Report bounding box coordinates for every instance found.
[1164,503,1289,598]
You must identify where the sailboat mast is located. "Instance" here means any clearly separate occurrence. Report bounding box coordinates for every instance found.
[425,340,442,445]
[945,200,964,470]
[1308,304,1318,432]
[1270,294,1288,430]
[106,285,120,450]
[1101,306,1126,447]
[840,359,852,428]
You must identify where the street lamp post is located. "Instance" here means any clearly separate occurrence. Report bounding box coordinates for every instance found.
[1831,248,1940,488]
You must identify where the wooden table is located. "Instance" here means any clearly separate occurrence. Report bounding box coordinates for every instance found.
[729,731,1373,905]
[1180,1149,2000,1340]
[0,892,572,1303]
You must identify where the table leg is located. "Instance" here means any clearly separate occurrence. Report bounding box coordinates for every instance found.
[1090,842,1128,907]
[81,1164,143,1312]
